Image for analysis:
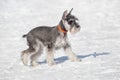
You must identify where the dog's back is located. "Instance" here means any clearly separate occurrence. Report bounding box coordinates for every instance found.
[23,26,61,47]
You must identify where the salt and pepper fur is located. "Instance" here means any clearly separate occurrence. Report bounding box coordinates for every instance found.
[21,9,81,66]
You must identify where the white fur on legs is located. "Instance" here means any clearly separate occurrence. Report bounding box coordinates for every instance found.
[64,47,81,62]
[31,61,39,67]
[46,48,55,66]
[21,52,29,66]
[30,51,42,67]
[30,41,43,67]
[30,54,39,67]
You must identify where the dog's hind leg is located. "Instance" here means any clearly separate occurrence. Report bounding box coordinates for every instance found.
[30,45,43,67]
[21,34,38,66]
[30,48,42,67]
[21,48,35,66]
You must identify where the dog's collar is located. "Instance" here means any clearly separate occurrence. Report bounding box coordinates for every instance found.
[57,21,68,33]
[57,25,68,33]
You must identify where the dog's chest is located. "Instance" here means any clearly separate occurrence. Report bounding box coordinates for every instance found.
[54,37,66,49]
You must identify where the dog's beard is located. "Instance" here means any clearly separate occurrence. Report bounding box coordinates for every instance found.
[70,27,80,34]
[63,20,80,34]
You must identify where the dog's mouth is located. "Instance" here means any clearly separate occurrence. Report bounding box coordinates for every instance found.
[70,27,80,34]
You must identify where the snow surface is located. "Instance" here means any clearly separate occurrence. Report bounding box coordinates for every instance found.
[0,0,120,80]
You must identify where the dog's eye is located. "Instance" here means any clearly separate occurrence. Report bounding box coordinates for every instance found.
[68,20,75,24]
[68,21,73,24]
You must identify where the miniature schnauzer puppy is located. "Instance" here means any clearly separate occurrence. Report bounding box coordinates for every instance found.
[21,8,81,66]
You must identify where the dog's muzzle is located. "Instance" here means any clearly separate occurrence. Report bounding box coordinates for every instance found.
[70,27,80,34]
[70,25,81,34]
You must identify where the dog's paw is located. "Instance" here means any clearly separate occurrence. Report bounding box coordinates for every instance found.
[31,61,39,67]
[71,58,81,62]
[48,61,56,66]
[21,55,28,66]
[75,58,82,62]
[22,60,28,66]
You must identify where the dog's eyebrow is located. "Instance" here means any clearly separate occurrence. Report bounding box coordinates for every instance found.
[75,18,79,20]
[66,16,74,21]
[68,15,78,20]
[68,17,78,21]
[68,19,75,22]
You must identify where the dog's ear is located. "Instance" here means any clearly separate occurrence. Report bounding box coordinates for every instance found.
[62,10,68,19]
[68,8,73,15]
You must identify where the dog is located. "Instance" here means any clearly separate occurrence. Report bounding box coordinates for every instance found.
[21,8,81,67]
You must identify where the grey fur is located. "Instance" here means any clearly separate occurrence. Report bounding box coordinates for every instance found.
[21,9,81,66]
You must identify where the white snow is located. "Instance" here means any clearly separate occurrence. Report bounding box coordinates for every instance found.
[0,0,120,80]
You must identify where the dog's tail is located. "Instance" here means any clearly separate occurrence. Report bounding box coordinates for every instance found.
[22,34,27,38]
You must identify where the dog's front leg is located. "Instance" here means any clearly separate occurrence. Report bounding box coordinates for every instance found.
[46,45,55,66]
[64,44,81,62]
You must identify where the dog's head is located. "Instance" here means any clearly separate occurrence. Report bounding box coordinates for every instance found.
[62,8,81,34]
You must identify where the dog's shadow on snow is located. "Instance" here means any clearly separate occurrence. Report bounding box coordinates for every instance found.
[38,52,110,64]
